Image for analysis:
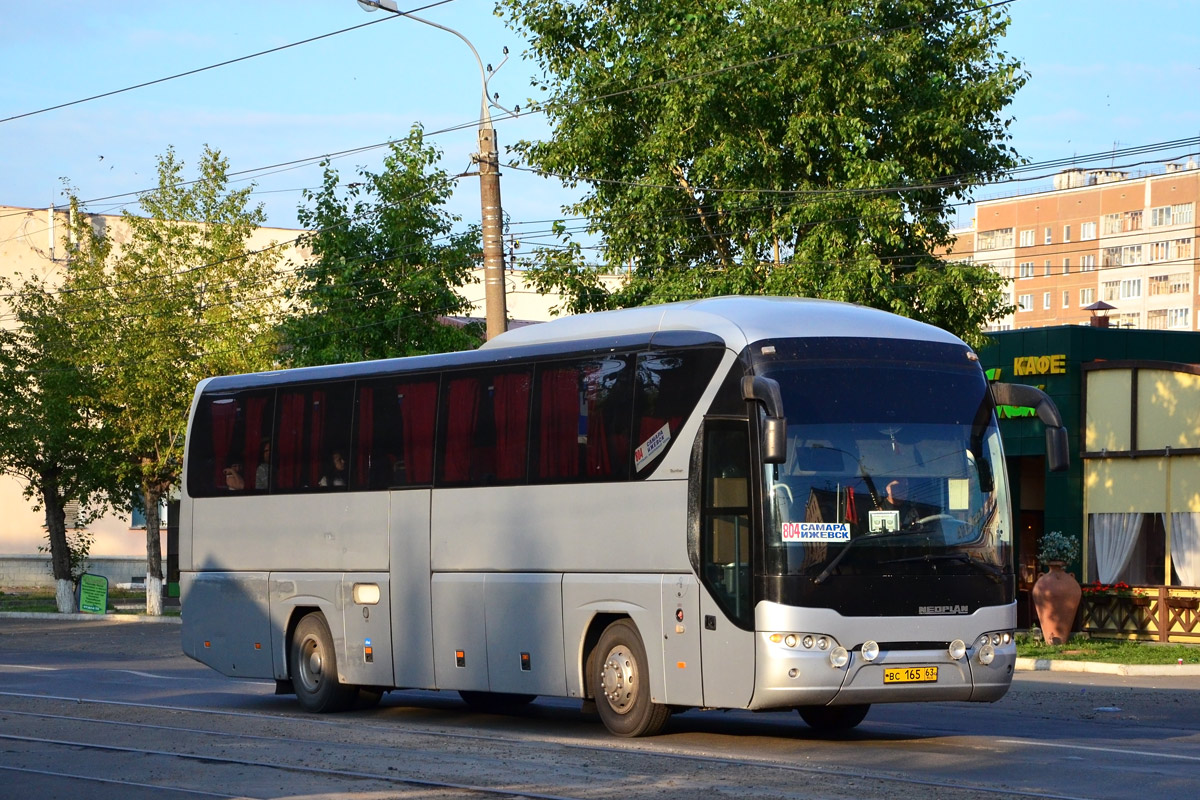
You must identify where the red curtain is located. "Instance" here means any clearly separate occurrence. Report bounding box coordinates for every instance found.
[401,381,437,485]
[493,372,530,481]
[209,399,238,488]
[308,390,326,487]
[584,383,611,478]
[539,368,579,479]
[442,377,479,482]
[355,387,374,488]
[276,392,305,489]
[242,395,268,489]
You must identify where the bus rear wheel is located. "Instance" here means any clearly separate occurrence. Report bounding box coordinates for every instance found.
[289,613,357,713]
[798,703,870,734]
[593,620,670,737]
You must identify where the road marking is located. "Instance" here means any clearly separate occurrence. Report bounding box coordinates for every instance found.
[0,663,56,671]
[997,738,1200,763]
[116,669,180,680]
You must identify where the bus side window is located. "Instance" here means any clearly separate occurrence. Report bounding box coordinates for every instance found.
[700,420,753,629]
[273,383,353,491]
[354,377,438,489]
[533,354,633,482]
[439,368,531,486]
[188,391,274,497]
[632,347,724,476]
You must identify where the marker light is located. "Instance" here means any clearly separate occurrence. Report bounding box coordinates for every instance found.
[978,643,996,665]
[829,646,850,668]
[992,634,1002,646]
[1002,632,1012,645]
[978,634,990,647]
[816,636,829,651]
[785,635,798,648]
[802,635,814,649]
[861,640,880,662]
[352,583,380,605]
[949,639,967,660]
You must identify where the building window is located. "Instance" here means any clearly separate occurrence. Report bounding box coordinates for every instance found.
[1102,247,1122,267]
[1174,238,1192,259]
[1044,227,1052,245]
[1080,287,1095,306]
[1102,213,1122,235]
[1019,262,1035,279]
[1080,221,1097,240]
[1168,308,1190,329]
[1121,245,1143,265]
[1102,280,1120,302]
[1063,224,1071,243]
[1120,278,1142,299]
[1045,259,1053,276]
[1150,203,1191,227]
[1125,210,1143,231]
[1080,254,1096,271]
[1019,229,1035,247]
[1017,294,1033,312]
[1170,272,1191,294]
[1116,312,1141,328]
[977,227,1014,251]
[1062,258,1070,274]
[1150,241,1170,262]
[1062,291,1070,308]
[1148,309,1167,330]
[1042,292,1051,310]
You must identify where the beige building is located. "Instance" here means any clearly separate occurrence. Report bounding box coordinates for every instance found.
[0,204,621,577]
[947,162,1200,332]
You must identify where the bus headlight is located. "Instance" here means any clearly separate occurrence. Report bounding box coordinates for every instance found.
[816,636,829,651]
[785,634,797,648]
[861,640,880,662]
[948,639,967,660]
[978,643,996,665]
[829,646,849,668]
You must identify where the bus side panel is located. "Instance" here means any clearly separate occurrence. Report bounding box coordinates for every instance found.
[390,490,435,689]
[180,570,273,679]
[430,482,690,574]
[191,492,390,572]
[340,572,394,688]
[484,574,567,696]
[561,574,669,704]
[430,573,489,691]
[661,574,703,707]
[269,573,343,681]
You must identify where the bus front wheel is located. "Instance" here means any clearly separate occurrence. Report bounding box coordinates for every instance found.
[593,620,670,737]
[289,613,357,713]
[798,703,870,734]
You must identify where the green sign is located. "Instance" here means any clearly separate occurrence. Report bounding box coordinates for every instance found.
[78,573,108,615]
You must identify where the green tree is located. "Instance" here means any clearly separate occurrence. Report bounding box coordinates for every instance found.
[499,0,1021,344]
[282,125,482,367]
[0,274,129,612]
[64,147,285,614]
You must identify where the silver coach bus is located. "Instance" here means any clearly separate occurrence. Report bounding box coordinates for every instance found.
[180,296,1068,736]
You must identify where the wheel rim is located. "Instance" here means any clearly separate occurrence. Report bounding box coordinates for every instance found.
[600,645,638,715]
[297,634,324,693]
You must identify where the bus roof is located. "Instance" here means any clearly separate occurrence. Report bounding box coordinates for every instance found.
[196,296,964,395]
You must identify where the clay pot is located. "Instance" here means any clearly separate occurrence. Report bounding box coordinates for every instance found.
[1031,563,1082,645]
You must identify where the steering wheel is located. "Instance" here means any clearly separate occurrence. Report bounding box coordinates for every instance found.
[916,513,968,526]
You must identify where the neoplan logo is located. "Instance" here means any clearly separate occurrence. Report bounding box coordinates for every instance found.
[918,605,970,615]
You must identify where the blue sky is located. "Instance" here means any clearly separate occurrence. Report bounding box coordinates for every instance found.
[2,0,1198,239]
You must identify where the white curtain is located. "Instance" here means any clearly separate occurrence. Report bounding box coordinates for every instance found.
[1170,512,1200,587]
[1091,512,1143,583]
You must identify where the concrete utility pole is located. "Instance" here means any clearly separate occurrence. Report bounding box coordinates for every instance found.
[357,0,508,339]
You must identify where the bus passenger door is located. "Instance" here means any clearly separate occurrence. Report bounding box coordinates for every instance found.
[698,420,756,708]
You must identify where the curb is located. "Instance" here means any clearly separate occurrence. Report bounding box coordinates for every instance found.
[0,611,181,624]
[1016,656,1200,677]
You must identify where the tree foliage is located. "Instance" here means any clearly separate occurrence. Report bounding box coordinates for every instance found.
[0,274,128,611]
[282,125,481,367]
[499,0,1023,345]
[63,146,285,613]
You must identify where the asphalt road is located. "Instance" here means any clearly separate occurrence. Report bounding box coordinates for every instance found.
[1,616,1198,800]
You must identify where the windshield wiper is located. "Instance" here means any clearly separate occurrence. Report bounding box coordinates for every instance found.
[812,529,926,584]
[881,552,1004,579]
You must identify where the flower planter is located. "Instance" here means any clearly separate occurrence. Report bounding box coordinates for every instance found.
[1032,563,1081,645]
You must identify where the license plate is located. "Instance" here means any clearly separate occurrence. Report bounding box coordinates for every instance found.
[883,666,938,684]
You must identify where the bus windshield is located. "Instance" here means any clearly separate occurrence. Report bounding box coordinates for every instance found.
[759,360,1011,582]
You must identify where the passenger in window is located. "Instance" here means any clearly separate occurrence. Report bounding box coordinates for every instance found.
[223,462,245,491]
[319,451,347,487]
[882,478,919,528]
[254,440,270,490]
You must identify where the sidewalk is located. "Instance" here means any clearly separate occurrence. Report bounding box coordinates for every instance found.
[1015,656,1200,677]
[0,610,181,623]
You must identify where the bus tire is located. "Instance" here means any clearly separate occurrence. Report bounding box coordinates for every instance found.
[458,691,536,712]
[289,613,357,713]
[593,619,670,737]
[798,703,870,734]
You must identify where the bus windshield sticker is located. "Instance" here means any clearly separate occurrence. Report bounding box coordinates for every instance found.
[634,423,672,471]
[781,522,851,542]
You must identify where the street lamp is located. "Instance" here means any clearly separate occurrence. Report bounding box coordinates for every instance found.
[357,0,508,340]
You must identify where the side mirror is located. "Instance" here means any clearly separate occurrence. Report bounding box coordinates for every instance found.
[741,375,788,464]
[990,382,1071,472]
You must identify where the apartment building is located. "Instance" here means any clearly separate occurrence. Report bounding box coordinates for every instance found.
[947,162,1200,332]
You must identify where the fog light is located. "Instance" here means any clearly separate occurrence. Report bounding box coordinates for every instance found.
[785,634,797,648]
[816,636,829,651]
[861,640,880,662]
[978,643,996,665]
[978,634,989,647]
[829,646,849,668]
[802,635,814,649]
[949,639,967,660]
